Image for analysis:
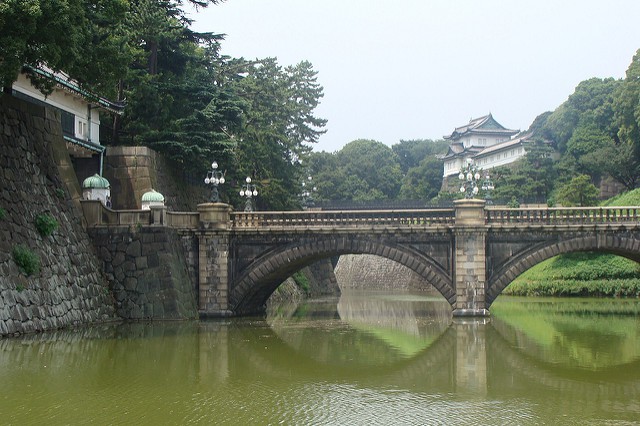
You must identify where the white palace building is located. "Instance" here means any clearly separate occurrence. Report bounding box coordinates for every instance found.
[442,114,531,181]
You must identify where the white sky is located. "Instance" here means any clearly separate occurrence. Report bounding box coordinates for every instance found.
[188,0,640,153]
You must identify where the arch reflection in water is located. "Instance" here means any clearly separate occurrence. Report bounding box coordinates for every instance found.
[268,291,451,365]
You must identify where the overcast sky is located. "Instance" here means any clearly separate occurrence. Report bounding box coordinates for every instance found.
[188,0,640,153]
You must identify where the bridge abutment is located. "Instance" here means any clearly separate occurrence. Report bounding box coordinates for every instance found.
[452,199,490,317]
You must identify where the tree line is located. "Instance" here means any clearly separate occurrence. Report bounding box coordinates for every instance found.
[1,0,326,210]
[494,53,640,207]
[2,1,639,208]
[308,51,640,207]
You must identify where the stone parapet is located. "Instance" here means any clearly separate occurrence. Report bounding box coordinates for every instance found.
[198,203,232,230]
[454,198,486,226]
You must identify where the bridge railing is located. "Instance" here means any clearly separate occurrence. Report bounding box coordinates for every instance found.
[486,206,640,225]
[232,209,456,229]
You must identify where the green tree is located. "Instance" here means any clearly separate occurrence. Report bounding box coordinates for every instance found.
[0,0,130,92]
[490,139,556,203]
[542,78,620,152]
[307,151,341,202]
[554,174,599,206]
[392,139,448,174]
[613,48,640,189]
[230,58,326,210]
[581,139,640,190]
[336,139,402,200]
[565,123,612,181]
[614,49,640,150]
[398,156,443,201]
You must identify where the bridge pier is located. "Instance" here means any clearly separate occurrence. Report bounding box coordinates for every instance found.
[197,203,233,317]
[452,199,490,317]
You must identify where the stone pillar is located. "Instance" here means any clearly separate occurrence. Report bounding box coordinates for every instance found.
[197,203,233,316]
[150,205,167,226]
[452,199,490,317]
[80,199,103,226]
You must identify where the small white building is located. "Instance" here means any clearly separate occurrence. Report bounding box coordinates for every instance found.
[10,64,124,172]
[141,190,165,210]
[82,174,111,205]
[442,114,530,178]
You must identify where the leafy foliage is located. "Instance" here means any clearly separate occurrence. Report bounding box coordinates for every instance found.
[541,77,620,153]
[292,271,310,294]
[392,139,448,174]
[12,244,40,276]
[34,213,58,236]
[4,0,639,209]
[601,188,640,206]
[398,156,443,200]
[505,252,640,297]
[0,0,131,94]
[228,59,327,210]
[554,174,599,207]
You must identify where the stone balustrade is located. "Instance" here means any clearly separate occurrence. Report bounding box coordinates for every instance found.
[81,201,640,231]
[486,206,640,225]
[231,209,456,230]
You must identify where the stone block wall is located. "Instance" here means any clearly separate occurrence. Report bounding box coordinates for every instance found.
[104,146,207,211]
[335,254,439,292]
[306,259,341,297]
[87,226,199,320]
[0,95,116,336]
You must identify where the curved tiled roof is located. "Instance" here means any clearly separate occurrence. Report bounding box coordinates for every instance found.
[444,113,518,140]
[23,65,124,115]
[141,189,165,203]
[82,174,110,189]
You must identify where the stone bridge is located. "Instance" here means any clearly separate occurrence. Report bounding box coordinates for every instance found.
[81,200,640,317]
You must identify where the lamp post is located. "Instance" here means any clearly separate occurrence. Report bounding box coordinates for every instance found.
[481,172,495,205]
[301,175,317,210]
[458,158,481,199]
[204,161,225,202]
[240,176,258,212]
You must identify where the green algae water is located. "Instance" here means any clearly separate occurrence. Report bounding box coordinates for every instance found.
[2,292,640,425]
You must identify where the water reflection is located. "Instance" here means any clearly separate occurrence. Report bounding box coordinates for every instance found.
[267,291,451,368]
[1,294,640,424]
[490,297,640,370]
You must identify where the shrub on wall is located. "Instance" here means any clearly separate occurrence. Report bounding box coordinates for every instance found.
[292,271,310,294]
[12,245,40,276]
[0,207,6,220]
[35,213,58,236]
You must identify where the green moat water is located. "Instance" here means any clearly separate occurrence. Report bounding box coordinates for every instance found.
[2,292,640,425]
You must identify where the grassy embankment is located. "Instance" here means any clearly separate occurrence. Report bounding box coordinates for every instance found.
[503,188,640,297]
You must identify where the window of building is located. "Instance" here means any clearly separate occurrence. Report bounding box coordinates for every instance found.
[61,110,75,137]
[77,119,87,138]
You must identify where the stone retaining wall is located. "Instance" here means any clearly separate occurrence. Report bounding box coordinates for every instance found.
[335,254,439,292]
[87,226,198,319]
[104,146,206,211]
[0,95,116,336]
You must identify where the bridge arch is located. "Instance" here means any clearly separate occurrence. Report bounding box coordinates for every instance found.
[487,234,640,306]
[230,235,454,315]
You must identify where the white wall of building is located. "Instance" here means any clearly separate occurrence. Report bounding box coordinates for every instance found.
[443,145,526,177]
[475,147,526,169]
[12,73,101,145]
